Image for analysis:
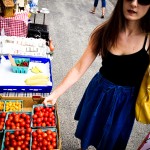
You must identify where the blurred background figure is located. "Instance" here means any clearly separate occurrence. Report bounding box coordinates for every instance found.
[90,0,106,18]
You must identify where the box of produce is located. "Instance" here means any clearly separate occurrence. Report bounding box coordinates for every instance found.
[30,128,58,150]
[31,104,57,128]
[5,100,23,112]
[0,100,5,112]
[5,112,31,130]
[1,128,32,150]
[11,58,30,74]
[0,112,7,133]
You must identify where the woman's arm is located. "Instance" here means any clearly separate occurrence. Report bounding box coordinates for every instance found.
[43,43,99,105]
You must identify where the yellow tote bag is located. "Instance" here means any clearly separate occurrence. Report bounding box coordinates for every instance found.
[135,36,150,124]
[135,66,150,124]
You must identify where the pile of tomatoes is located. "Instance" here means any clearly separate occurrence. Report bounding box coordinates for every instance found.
[5,112,31,130]
[1,105,58,150]
[31,129,57,150]
[32,106,56,127]
[4,128,32,150]
[0,112,6,131]
[16,61,29,67]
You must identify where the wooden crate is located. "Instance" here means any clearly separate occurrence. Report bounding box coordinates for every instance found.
[0,94,62,150]
[1,0,15,18]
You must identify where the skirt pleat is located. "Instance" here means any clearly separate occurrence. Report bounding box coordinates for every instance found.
[74,72,137,150]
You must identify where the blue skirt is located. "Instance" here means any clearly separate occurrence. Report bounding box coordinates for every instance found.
[74,72,137,150]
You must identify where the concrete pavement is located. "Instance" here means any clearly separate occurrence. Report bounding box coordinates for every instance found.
[36,0,150,149]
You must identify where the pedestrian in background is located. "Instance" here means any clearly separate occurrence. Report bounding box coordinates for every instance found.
[90,0,106,18]
[43,0,150,149]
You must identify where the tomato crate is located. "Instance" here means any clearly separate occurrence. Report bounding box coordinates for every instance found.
[0,112,7,133]
[0,96,62,150]
[1,129,32,150]
[5,100,23,112]
[0,100,5,112]
[4,112,32,130]
[31,104,57,128]
[30,128,58,150]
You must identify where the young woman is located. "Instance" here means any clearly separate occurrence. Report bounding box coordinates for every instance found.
[43,0,150,149]
[90,0,106,18]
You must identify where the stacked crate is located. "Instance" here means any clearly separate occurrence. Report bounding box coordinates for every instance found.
[0,99,61,150]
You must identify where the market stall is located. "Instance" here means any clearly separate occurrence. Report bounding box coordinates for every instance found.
[0,0,60,148]
[0,11,29,37]
[0,31,60,150]
[0,51,61,149]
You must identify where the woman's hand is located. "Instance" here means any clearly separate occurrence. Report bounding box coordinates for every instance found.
[43,94,57,106]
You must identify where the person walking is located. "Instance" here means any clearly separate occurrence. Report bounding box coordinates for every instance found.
[90,0,106,18]
[43,0,150,149]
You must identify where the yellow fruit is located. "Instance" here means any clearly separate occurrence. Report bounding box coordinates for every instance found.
[31,66,42,74]
[0,101,4,111]
[5,101,22,112]
[25,74,49,85]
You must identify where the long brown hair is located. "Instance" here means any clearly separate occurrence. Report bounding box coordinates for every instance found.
[90,0,150,57]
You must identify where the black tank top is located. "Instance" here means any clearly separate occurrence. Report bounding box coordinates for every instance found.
[100,35,149,86]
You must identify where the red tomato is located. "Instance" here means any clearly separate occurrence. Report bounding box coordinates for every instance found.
[5,120,11,126]
[42,132,47,138]
[31,144,36,149]
[0,125,3,130]
[34,107,41,112]
[14,130,20,136]
[52,141,57,148]
[26,119,30,124]
[1,112,6,117]
[11,141,17,147]
[21,144,26,149]
[47,145,53,149]
[26,115,30,120]
[8,147,14,150]
[24,141,29,146]
[38,112,43,118]
[25,124,30,128]
[19,130,25,135]
[49,108,52,113]
[17,136,22,141]
[32,114,38,119]
[42,122,46,127]
[32,131,37,137]
[10,134,15,139]
[36,118,42,124]
[52,132,57,138]
[42,139,48,146]
[5,131,10,136]
[32,140,38,145]
[21,113,26,118]
[17,141,22,146]
[4,141,9,146]
[52,106,55,111]
[25,136,30,141]
[20,121,25,127]
[25,133,30,137]
[43,117,48,122]
[46,130,52,135]
[21,134,25,140]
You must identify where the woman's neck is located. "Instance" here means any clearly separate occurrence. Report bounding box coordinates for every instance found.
[124,21,142,36]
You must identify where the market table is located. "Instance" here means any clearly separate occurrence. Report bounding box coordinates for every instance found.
[0,56,62,150]
[0,11,29,37]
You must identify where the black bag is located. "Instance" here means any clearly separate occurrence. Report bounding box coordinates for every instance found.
[27,13,49,42]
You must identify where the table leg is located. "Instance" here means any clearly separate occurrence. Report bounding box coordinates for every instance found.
[34,14,36,23]
[43,14,45,25]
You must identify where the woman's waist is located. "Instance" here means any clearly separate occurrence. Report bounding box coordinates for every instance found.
[99,69,141,87]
